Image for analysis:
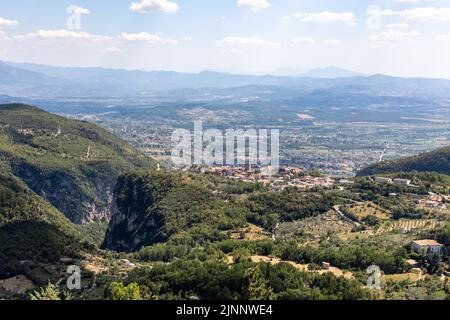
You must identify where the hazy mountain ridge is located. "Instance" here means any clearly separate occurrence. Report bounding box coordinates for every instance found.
[3,61,450,98]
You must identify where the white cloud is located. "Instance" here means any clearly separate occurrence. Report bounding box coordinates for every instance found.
[369,30,420,43]
[119,32,178,44]
[130,0,179,13]
[386,23,409,28]
[11,30,179,47]
[323,39,340,45]
[218,36,276,47]
[374,7,450,22]
[0,17,18,27]
[292,11,356,26]
[237,0,272,12]
[14,29,111,42]
[291,37,314,45]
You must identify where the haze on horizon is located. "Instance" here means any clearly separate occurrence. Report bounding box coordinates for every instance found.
[1,0,450,78]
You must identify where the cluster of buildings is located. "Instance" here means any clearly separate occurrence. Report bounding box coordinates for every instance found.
[199,166,335,191]
[374,177,413,186]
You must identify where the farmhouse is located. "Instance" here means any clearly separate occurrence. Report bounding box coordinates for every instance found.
[393,178,411,186]
[374,177,392,184]
[412,240,444,255]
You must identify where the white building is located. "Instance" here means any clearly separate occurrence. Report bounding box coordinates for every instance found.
[412,240,444,255]
[393,178,411,186]
[375,177,393,184]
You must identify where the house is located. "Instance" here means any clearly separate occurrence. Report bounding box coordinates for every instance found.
[412,240,444,255]
[389,193,398,197]
[393,178,411,186]
[406,259,420,269]
[119,259,136,268]
[375,177,392,184]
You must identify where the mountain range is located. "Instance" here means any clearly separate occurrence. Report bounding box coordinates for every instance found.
[2,61,450,98]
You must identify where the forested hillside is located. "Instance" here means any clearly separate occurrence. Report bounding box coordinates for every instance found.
[0,104,155,287]
[358,147,450,176]
[103,171,336,252]
[0,104,155,223]
[0,171,86,282]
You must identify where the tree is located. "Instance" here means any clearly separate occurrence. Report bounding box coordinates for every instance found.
[29,281,73,300]
[242,266,274,300]
[109,282,143,300]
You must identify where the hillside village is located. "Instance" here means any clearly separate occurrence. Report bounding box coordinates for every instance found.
[0,105,449,301]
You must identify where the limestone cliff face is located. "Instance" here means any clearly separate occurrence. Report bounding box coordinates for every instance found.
[11,161,116,224]
[102,172,179,252]
[103,171,244,253]
[0,104,156,225]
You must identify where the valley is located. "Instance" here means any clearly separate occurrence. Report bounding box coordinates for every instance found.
[0,64,449,302]
[0,103,448,301]
[2,91,448,177]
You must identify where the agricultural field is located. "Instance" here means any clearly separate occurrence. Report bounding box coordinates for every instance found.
[380,219,446,233]
[275,211,354,241]
[228,224,271,241]
[348,202,391,220]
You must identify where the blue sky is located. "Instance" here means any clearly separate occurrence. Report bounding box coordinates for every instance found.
[1,0,450,77]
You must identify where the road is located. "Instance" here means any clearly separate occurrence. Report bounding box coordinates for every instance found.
[333,205,361,227]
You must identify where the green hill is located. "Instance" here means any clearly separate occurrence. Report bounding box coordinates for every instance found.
[103,171,249,252]
[0,104,155,223]
[103,170,334,252]
[0,170,85,281]
[0,104,156,283]
[357,146,450,177]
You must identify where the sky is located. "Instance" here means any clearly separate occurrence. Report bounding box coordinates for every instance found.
[1,0,450,78]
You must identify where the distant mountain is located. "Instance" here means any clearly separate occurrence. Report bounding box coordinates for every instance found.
[2,61,450,97]
[300,67,364,79]
[0,104,155,223]
[2,62,294,95]
[0,62,60,87]
[358,146,450,176]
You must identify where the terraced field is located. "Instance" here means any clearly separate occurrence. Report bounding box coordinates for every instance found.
[348,202,391,220]
[380,219,445,233]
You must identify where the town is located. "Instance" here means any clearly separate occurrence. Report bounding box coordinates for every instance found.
[194,165,335,191]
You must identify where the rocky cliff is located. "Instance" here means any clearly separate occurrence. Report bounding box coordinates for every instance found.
[0,104,155,223]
